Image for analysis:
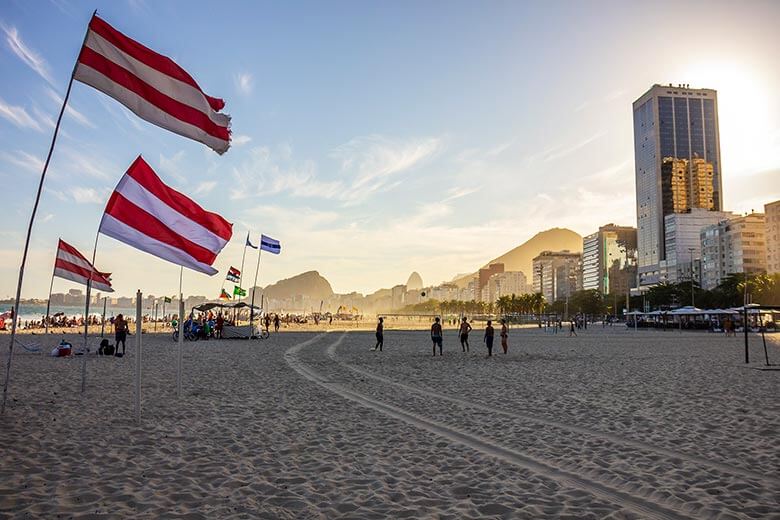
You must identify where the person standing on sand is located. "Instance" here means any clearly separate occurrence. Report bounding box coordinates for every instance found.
[372,317,384,351]
[500,319,509,354]
[459,317,472,352]
[114,314,128,355]
[569,320,577,337]
[484,320,495,357]
[274,314,281,333]
[431,317,443,356]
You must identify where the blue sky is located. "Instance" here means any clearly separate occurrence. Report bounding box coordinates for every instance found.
[1,0,779,299]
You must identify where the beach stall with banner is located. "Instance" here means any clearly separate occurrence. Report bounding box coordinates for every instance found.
[192,302,263,339]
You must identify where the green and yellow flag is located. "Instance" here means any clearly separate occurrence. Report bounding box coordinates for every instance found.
[233,285,246,297]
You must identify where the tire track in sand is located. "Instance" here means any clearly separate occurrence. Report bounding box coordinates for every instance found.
[285,333,694,520]
[324,339,776,486]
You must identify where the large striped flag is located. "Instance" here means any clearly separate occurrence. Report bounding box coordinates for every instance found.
[54,239,114,292]
[74,14,231,154]
[99,156,233,275]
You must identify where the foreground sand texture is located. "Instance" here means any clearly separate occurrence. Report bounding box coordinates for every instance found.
[1,328,778,518]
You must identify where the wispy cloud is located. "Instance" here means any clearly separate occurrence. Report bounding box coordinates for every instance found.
[230,135,442,204]
[234,72,253,95]
[542,131,605,163]
[194,180,217,195]
[1,24,53,85]
[0,150,44,173]
[232,134,252,146]
[58,147,114,179]
[443,186,480,202]
[0,97,43,131]
[45,87,94,128]
[69,187,108,204]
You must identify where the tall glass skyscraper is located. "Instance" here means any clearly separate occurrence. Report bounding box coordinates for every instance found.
[633,84,722,287]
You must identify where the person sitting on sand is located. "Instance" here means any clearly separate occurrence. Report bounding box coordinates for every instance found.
[459,317,472,353]
[484,320,494,357]
[114,314,128,355]
[431,317,443,356]
[372,317,384,351]
[500,319,508,354]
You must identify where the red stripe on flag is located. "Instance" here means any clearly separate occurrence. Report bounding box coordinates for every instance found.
[104,191,218,266]
[54,258,112,286]
[124,156,232,241]
[57,239,89,261]
[88,15,225,112]
[78,47,229,142]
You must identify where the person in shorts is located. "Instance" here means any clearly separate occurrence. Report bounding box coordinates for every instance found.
[114,314,128,355]
[431,317,443,356]
[459,317,472,352]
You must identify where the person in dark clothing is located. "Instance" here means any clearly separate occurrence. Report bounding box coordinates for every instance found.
[372,317,384,351]
[484,320,495,357]
[114,314,128,355]
[569,320,578,337]
[431,317,443,356]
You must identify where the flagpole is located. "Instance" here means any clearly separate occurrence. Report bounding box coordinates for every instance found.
[80,230,100,394]
[237,232,249,307]
[177,266,183,398]
[1,10,96,416]
[249,246,262,337]
[44,258,56,336]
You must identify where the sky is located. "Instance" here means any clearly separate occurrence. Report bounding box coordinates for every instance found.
[1,0,779,299]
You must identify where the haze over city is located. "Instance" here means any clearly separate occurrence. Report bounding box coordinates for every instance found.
[1,0,779,299]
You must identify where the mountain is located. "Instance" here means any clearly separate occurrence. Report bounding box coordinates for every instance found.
[252,271,334,301]
[451,228,583,287]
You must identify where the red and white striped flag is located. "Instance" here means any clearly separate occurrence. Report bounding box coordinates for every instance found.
[54,239,114,293]
[99,156,232,275]
[74,14,231,154]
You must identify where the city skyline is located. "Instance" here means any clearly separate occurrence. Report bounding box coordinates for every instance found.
[2,1,779,299]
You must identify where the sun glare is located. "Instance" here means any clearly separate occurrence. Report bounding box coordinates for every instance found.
[678,60,778,177]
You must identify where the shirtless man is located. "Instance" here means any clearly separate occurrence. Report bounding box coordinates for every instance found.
[459,317,472,352]
[431,317,443,356]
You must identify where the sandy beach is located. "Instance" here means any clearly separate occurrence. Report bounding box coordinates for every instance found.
[1,327,778,519]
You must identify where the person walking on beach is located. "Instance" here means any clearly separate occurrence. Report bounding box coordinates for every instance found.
[569,319,577,337]
[373,317,384,351]
[114,314,128,355]
[431,317,443,356]
[484,320,495,357]
[274,314,281,333]
[459,317,472,352]
[500,319,509,354]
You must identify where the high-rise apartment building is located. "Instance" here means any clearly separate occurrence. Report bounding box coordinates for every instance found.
[633,84,722,287]
[532,251,582,303]
[700,213,767,289]
[485,271,529,303]
[765,200,780,274]
[662,209,733,284]
[582,224,637,295]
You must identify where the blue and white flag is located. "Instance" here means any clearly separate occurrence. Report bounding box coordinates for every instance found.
[260,234,281,254]
[246,232,258,249]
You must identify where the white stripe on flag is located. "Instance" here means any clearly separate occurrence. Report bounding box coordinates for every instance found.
[74,65,230,153]
[56,250,96,271]
[100,214,218,275]
[83,31,229,128]
[53,268,113,293]
[114,174,228,253]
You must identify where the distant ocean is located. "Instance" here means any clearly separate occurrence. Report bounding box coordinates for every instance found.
[3,304,158,323]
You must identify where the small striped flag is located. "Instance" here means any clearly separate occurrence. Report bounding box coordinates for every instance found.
[260,235,281,255]
[99,156,232,275]
[226,266,240,283]
[54,239,114,292]
[74,14,231,154]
